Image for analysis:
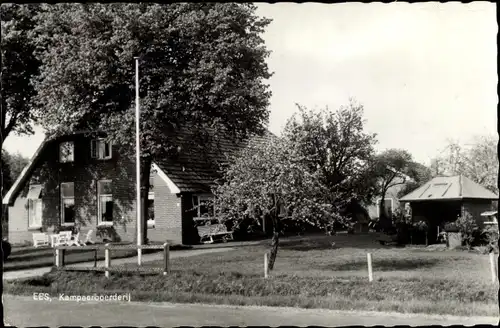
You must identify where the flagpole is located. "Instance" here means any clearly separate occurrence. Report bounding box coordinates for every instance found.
[135,56,142,265]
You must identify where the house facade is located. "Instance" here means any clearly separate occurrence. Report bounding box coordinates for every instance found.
[3,130,271,245]
[367,175,410,220]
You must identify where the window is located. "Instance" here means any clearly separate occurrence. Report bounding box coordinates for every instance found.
[193,195,214,218]
[91,139,112,160]
[59,142,74,163]
[376,198,394,218]
[97,180,113,225]
[28,184,43,228]
[60,183,75,225]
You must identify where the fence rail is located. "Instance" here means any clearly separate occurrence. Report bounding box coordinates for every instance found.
[55,244,167,250]
[54,243,170,277]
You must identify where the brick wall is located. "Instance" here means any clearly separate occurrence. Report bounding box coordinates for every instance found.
[462,200,494,229]
[147,173,183,244]
[8,196,31,244]
[8,135,143,244]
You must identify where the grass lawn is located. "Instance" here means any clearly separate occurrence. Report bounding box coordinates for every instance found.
[4,234,499,317]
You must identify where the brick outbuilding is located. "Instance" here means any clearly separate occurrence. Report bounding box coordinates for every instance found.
[399,175,498,244]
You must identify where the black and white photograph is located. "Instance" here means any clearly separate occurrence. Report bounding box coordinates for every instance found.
[1,2,498,326]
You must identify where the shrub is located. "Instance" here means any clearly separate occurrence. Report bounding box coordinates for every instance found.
[437,231,447,244]
[480,225,499,252]
[444,222,459,233]
[455,213,478,249]
[412,220,428,232]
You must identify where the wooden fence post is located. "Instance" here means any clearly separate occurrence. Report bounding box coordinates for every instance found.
[163,242,170,275]
[367,253,373,282]
[105,243,111,278]
[490,252,497,283]
[264,253,269,278]
[55,247,64,268]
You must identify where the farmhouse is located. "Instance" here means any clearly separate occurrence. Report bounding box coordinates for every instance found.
[399,175,498,244]
[2,129,272,245]
[366,175,410,220]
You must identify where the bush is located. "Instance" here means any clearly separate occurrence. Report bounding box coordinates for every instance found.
[412,220,428,232]
[437,231,447,244]
[444,222,459,233]
[479,226,499,252]
[455,214,478,249]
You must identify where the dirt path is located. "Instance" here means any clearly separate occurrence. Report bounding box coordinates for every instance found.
[3,295,497,327]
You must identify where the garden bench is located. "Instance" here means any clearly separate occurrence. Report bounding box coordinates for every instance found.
[196,223,234,244]
[32,233,50,248]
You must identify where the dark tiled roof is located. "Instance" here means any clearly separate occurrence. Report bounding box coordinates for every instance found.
[154,129,274,193]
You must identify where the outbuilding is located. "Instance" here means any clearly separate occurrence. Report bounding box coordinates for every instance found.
[399,175,498,244]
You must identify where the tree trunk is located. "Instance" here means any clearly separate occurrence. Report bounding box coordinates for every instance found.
[379,191,390,232]
[268,214,280,271]
[139,157,152,245]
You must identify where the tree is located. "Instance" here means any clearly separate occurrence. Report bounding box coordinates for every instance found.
[1,151,13,197]
[213,137,339,271]
[1,3,41,144]
[1,4,41,235]
[396,161,432,199]
[32,3,272,243]
[372,149,416,230]
[431,135,498,193]
[1,151,13,241]
[281,101,379,211]
[3,151,29,181]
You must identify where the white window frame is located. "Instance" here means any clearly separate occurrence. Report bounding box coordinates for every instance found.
[60,182,76,226]
[91,139,113,160]
[59,142,75,163]
[376,198,394,218]
[28,198,43,228]
[97,179,113,226]
[194,194,215,218]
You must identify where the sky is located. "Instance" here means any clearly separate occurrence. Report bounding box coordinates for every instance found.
[3,2,497,166]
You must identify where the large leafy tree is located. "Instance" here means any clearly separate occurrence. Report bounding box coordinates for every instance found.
[33,3,272,243]
[431,135,498,193]
[371,149,417,230]
[3,151,29,182]
[396,161,432,199]
[213,137,338,270]
[1,4,41,242]
[1,3,40,145]
[282,101,379,210]
[0,151,13,198]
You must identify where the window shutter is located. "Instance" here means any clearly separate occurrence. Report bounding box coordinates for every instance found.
[91,140,97,158]
[104,141,112,158]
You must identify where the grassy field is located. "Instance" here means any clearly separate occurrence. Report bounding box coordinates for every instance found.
[4,234,499,316]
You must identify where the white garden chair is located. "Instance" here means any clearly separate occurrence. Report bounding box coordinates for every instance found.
[67,232,81,246]
[80,230,95,245]
[32,233,50,248]
[53,231,71,247]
